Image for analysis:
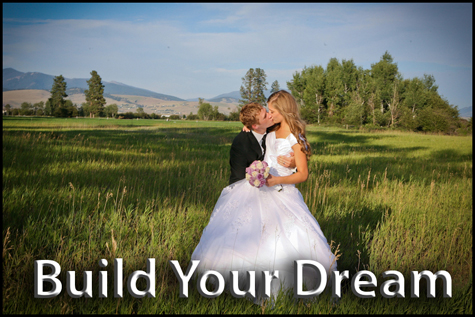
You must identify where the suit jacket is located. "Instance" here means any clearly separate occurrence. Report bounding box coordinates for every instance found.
[229,131,265,185]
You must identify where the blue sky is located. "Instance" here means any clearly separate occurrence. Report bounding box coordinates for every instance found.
[2,3,472,110]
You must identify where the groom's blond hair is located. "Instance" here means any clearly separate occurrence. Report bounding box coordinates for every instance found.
[240,102,263,130]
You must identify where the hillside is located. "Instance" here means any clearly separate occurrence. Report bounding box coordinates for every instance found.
[3,68,184,101]
[2,89,239,116]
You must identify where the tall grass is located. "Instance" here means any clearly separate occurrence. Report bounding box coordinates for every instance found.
[3,117,472,314]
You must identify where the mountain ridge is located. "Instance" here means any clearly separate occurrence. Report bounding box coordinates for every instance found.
[3,68,184,101]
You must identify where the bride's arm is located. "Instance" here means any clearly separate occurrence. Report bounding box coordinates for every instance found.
[265,144,308,186]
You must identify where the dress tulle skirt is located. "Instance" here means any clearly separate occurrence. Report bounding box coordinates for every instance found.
[191,179,338,302]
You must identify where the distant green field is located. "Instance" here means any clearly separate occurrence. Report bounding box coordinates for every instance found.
[3,117,472,314]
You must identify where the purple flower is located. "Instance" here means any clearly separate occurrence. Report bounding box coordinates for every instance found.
[247,160,270,188]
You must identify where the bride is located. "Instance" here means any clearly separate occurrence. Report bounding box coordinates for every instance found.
[191,90,337,304]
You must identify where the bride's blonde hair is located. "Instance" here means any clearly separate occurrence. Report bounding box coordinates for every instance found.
[267,90,312,160]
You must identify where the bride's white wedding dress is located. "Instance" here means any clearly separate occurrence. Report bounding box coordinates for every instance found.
[191,131,337,302]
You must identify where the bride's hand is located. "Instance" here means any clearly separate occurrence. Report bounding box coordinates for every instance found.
[242,125,251,132]
[277,152,295,168]
[265,174,280,187]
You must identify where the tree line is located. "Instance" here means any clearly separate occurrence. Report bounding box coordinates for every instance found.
[3,71,118,118]
[4,57,471,134]
[236,52,471,135]
[3,70,241,121]
[287,51,471,134]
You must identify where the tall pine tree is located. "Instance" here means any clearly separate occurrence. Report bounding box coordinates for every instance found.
[253,68,268,107]
[239,68,256,108]
[84,70,106,118]
[239,68,268,108]
[48,75,68,117]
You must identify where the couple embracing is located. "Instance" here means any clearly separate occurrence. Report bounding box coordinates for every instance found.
[191,90,337,304]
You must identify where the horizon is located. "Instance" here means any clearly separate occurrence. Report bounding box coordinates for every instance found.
[2,3,472,109]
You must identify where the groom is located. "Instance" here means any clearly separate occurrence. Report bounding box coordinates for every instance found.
[229,102,295,185]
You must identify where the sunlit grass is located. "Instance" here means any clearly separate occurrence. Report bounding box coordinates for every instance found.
[2,117,472,314]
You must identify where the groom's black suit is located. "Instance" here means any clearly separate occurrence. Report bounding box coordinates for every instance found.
[229,131,266,185]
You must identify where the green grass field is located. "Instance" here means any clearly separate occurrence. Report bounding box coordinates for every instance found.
[2,117,472,314]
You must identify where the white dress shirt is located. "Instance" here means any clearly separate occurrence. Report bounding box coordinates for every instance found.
[251,130,266,155]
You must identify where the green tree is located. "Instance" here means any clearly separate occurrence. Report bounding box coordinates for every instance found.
[33,101,44,116]
[287,70,307,107]
[210,105,220,120]
[370,51,400,115]
[364,74,381,126]
[270,80,280,94]
[253,68,268,107]
[422,73,438,93]
[399,77,426,130]
[48,75,68,116]
[67,101,79,117]
[136,107,145,118]
[104,104,119,118]
[5,104,12,115]
[239,68,256,107]
[343,67,370,126]
[198,102,213,120]
[228,108,240,121]
[5,103,12,115]
[80,102,90,117]
[324,58,344,120]
[187,112,199,120]
[44,100,52,116]
[416,93,459,133]
[20,102,33,115]
[84,70,106,118]
[388,79,403,127]
[340,59,360,110]
[53,100,77,117]
[402,77,427,114]
[239,68,268,108]
[302,65,326,124]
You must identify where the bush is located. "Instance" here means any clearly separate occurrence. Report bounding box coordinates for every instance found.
[417,107,458,134]
[227,111,240,121]
[186,114,199,120]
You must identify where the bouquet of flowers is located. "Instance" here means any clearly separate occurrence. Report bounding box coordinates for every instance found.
[245,160,270,188]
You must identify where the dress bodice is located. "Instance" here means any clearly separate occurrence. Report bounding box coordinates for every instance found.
[263,131,298,177]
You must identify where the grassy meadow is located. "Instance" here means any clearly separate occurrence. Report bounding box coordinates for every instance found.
[2,116,472,314]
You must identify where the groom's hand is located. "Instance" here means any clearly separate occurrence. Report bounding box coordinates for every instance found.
[277,153,296,168]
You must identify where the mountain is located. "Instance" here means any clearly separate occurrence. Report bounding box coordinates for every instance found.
[458,106,472,118]
[2,68,184,101]
[191,89,280,103]
[207,91,239,103]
